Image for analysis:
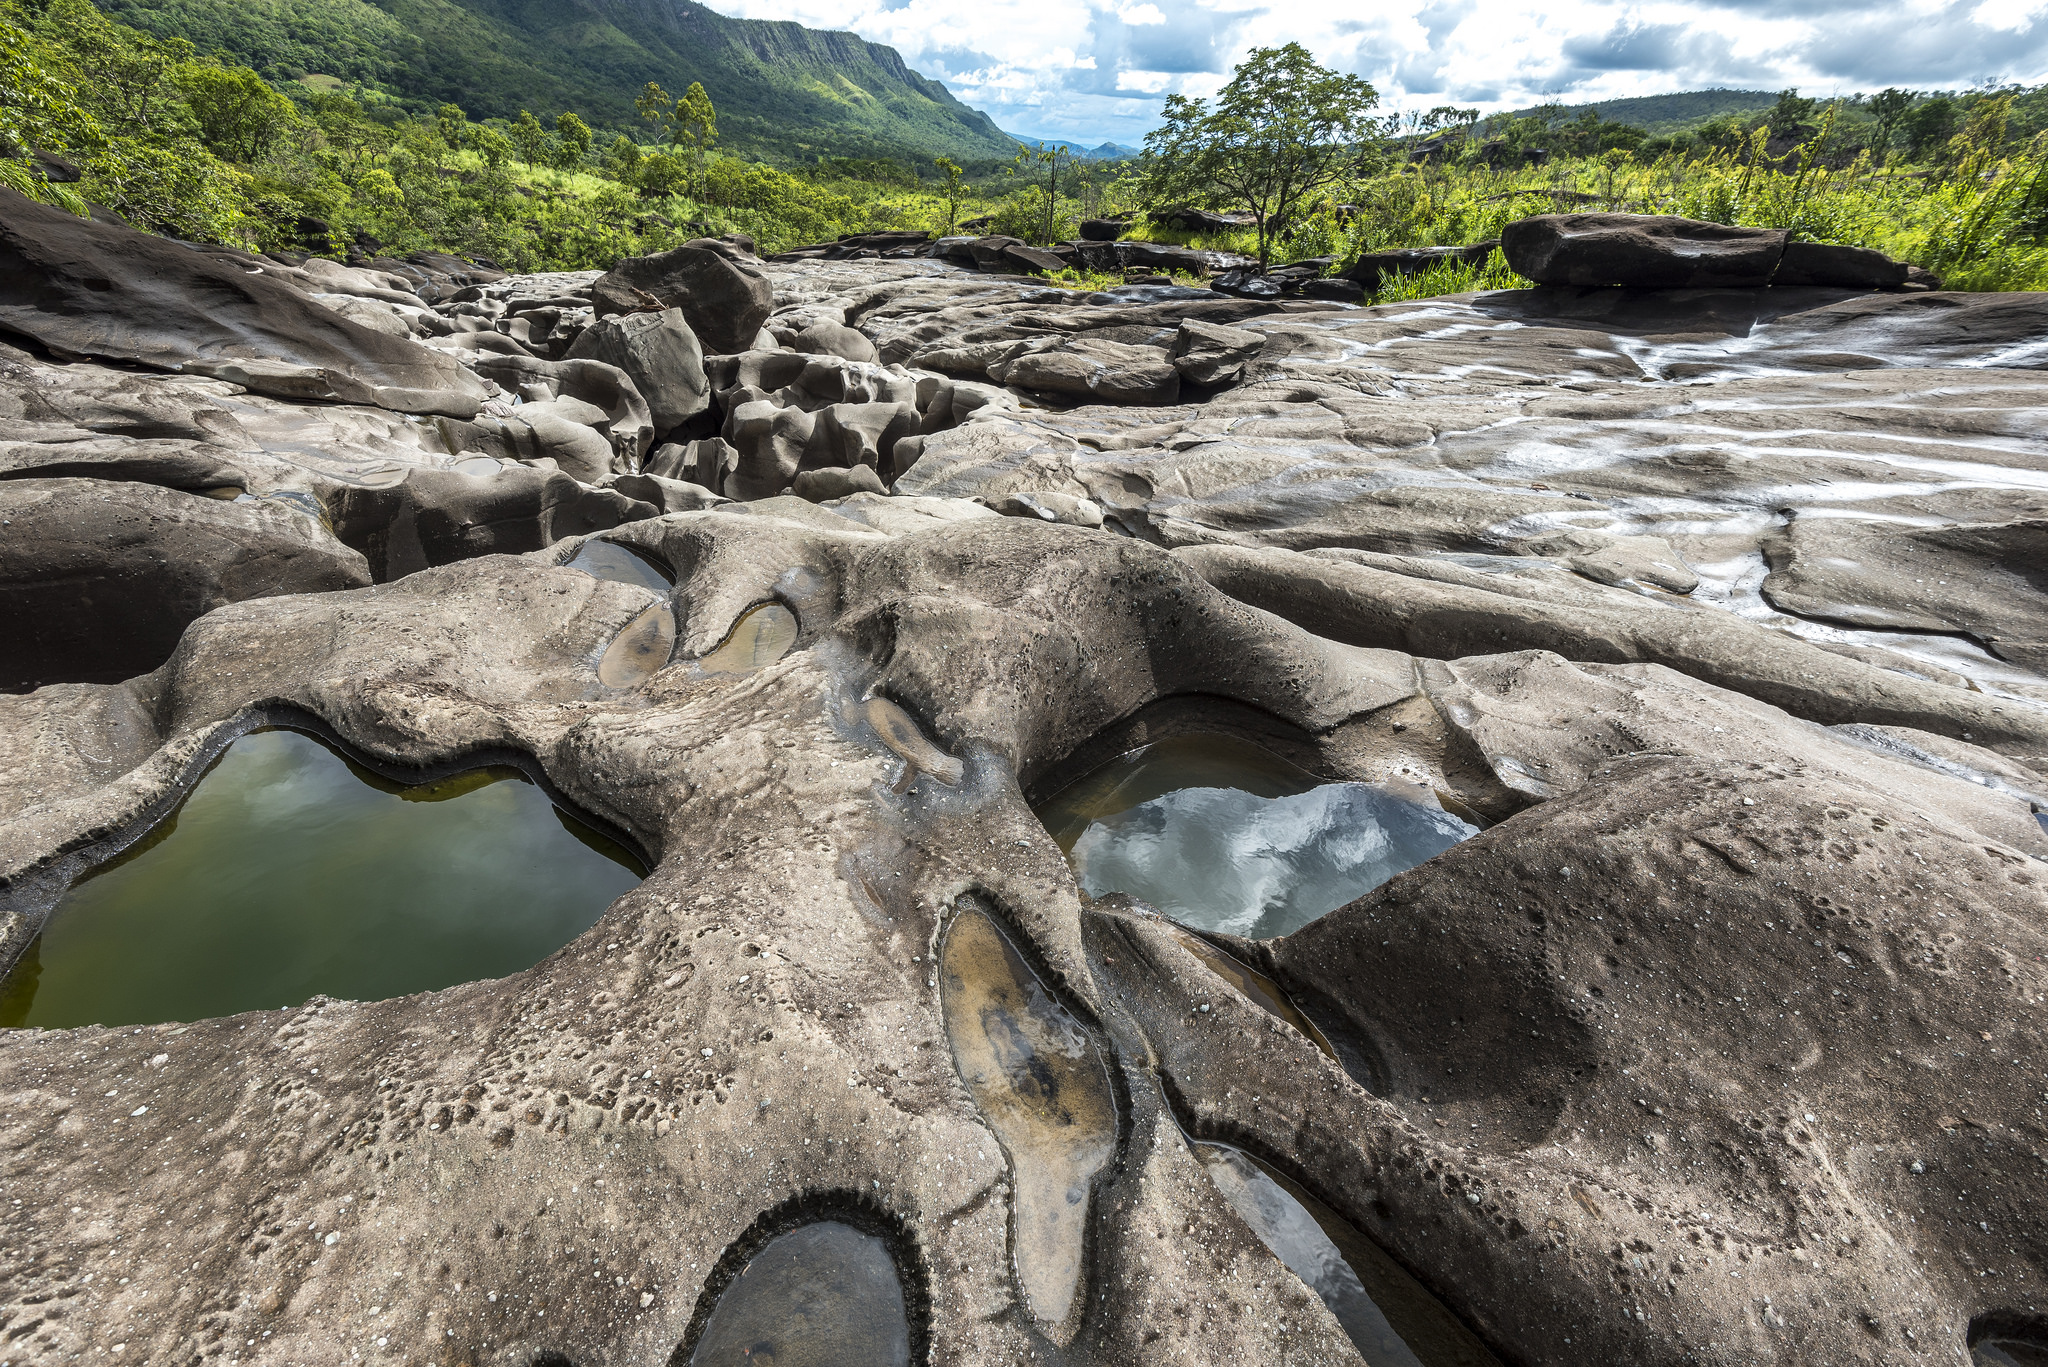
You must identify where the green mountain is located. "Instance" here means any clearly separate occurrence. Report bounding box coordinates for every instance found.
[97,0,1021,162]
[1502,88,1779,136]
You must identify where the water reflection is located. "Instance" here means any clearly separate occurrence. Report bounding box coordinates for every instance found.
[688,1221,910,1367]
[1196,1143,1502,1367]
[1037,736,1476,938]
[565,538,675,594]
[0,728,643,1028]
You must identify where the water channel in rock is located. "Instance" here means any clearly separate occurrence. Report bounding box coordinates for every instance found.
[1977,1335,2048,1367]
[1036,735,1478,938]
[938,902,1116,1332]
[685,1220,910,1367]
[0,727,643,1028]
[1195,1142,1503,1367]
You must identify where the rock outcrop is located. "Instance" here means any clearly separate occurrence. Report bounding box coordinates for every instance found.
[0,210,2044,1367]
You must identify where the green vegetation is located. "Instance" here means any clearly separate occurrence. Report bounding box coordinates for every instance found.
[91,0,1019,163]
[1122,70,2048,295]
[0,0,1045,266]
[7,0,2048,299]
[1137,43,1380,262]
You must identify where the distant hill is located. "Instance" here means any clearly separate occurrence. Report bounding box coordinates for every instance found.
[1496,88,1778,136]
[96,0,1022,163]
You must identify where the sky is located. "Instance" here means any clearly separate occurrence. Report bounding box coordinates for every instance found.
[710,0,2048,145]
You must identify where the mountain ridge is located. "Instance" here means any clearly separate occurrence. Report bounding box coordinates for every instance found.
[98,0,1024,162]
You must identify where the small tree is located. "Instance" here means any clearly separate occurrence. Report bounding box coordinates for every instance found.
[177,63,295,163]
[1768,88,1817,139]
[635,79,715,189]
[435,102,468,149]
[1868,88,1913,164]
[600,133,642,185]
[676,81,716,165]
[510,109,547,167]
[1005,140,1067,244]
[933,154,965,234]
[553,110,591,169]
[1139,43,1380,263]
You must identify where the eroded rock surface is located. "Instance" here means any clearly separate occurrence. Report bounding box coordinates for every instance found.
[1,209,2046,1367]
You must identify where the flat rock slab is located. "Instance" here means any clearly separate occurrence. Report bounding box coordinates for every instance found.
[0,189,488,417]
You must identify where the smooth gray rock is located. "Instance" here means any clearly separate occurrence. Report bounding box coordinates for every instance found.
[564,307,709,433]
[1502,213,1789,288]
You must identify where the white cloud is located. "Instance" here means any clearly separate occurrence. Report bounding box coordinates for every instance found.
[707,0,2048,144]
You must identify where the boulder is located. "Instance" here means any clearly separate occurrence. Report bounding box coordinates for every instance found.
[1152,207,1256,235]
[792,464,888,502]
[0,478,371,689]
[967,236,1024,270]
[722,400,818,499]
[325,465,657,581]
[997,339,1182,405]
[465,353,654,461]
[1773,240,1912,290]
[1501,213,1789,288]
[1169,319,1265,386]
[588,240,774,354]
[1078,218,1130,242]
[793,321,880,365]
[0,188,487,417]
[1298,278,1365,303]
[1340,242,1497,291]
[1001,244,1071,275]
[805,401,922,477]
[563,307,709,433]
[1208,268,1284,300]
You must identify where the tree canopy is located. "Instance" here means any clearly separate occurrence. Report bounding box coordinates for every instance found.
[1137,43,1380,262]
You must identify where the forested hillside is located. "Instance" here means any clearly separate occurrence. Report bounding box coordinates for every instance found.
[96,0,1019,161]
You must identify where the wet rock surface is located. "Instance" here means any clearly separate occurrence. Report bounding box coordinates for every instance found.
[0,207,2046,1367]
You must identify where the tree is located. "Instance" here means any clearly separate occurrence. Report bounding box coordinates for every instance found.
[1868,88,1913,162]
[1768,88,1817,138]
[1139,43,1380,262]
[676,81,716,164]
[178,64,295,164]
[435,102,468,150]
[1007,140,1067,245]
[1905,96,1959,157]
[510,108,547,167]
[933,154,965,235]
[553,110,591,169]
[600,132,642,185]
[635,79,715,189]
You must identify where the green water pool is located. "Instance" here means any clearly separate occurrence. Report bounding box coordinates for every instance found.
[0,727,644,1029]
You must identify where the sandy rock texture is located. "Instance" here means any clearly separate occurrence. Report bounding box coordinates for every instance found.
[1,212,2046,1367]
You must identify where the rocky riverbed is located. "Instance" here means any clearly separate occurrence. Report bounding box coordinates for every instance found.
[2,187,2046,1367]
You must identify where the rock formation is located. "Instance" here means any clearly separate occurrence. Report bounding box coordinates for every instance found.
[0,207,2043,1367]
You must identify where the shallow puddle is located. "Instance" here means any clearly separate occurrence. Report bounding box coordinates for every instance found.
[0,728,643,1029]
[1036,735,1477,938]
[565,538,675,594]
[699,603,799,674]
[1196,1143,1503,1367]
[598,600,676,687]
[938,904,1115,1330]
[688,1221,910,1367]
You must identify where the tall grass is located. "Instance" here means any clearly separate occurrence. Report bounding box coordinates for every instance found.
[1224,101,2048,291]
